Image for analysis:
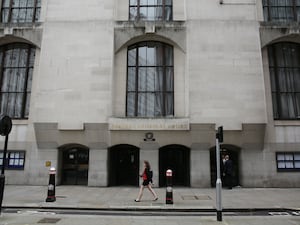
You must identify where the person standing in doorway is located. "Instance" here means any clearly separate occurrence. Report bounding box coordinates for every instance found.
[135,160,158,202]
[223,155,233,189]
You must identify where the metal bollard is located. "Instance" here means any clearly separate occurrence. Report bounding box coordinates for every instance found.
[46,167,56,202]
[165,169,173,204]
[0,174,5,214]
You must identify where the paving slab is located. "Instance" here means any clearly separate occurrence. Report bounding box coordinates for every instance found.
[2,185,300,211]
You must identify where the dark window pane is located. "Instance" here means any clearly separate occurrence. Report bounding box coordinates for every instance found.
[155,93,163,116]
[27,68,33,92]
[128,48,136,66]
[24,92,30,118]
[25,8,34,22]
[12,0,20,7]
[147,7,155,20]
[130,0,138,5]
[2,9,9,23]
[272,93,279,118]
[35,8,41,21]
[165,93,173,116]
[127,93,136,117]
[166,68,174,91]
[295,69,300,91]
[127,68,136,91]
[146,93,155,117]
[138,93,147,116]
[130,0,172,21]
[155,68,164,91]
[165,46,173,66]
[129,7,138,20]
[27,0,34,7]
[140,0,148,6]
[19,0,27,7]
[139,6,147,20]
[11,9,20,22]
[3,0,10,7]
[29,48,35,66]
[138,46,147,66]
[165,6,172,20]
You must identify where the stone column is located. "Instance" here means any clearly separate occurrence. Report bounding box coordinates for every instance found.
[190,144,211,187]
[88,148,108,187]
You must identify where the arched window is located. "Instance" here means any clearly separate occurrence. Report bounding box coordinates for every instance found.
[126,41,174,117]
[263,0,300,22]
[0,43,36,119]
[1,0,41,23]
[129,0,172,21]
[267,42,300,120]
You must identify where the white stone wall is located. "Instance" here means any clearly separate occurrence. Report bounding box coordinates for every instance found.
[3,0,299,187]
[33,0,114,125]
[186,0,266,130]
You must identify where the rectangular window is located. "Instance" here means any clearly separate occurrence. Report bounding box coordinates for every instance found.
[263,0,300,22]
[276,152,300,172]
[129,0,172,21]
[1,0,41,23]
[0,150,25,169]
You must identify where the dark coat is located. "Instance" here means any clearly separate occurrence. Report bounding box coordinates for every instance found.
[224,159,233,176]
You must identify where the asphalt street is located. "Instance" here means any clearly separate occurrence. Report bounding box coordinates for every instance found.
[1,210,300,225]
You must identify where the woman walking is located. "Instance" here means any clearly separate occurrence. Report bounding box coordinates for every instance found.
[135,160,158,202]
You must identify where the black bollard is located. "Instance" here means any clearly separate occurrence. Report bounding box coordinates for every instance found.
[165,169,173,204]
[46,167,56,202]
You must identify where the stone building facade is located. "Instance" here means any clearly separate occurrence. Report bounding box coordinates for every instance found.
[0,0,299,187]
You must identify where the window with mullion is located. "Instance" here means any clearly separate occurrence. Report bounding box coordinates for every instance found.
[129,0,172,21]
[1,0,41,23]
[0,43,35,119]
[126,42,174,118]
[263,0,300,22]
[268,42,300,120]
[276,152,300,171]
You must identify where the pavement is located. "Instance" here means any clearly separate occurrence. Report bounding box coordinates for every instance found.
[2,185,300,211]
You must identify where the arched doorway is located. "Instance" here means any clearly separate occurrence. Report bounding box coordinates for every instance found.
[59,144,89,185]
[108,144,139,186]
[159,145,190,187]
[210,144,240,187]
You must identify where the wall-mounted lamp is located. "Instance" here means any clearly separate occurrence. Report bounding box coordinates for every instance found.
[220,0,223,4]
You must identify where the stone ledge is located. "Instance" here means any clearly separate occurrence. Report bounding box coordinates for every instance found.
[109,117,190,130]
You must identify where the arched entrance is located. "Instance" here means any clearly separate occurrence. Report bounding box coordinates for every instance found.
[59,144,89,185]
[210,144,240,187]
[108,144,139,186]
[159,145,190,187]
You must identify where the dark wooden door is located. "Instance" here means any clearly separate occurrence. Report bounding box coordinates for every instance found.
[62,148,89,185]
[109,145,139,186]
[159,145,190,187]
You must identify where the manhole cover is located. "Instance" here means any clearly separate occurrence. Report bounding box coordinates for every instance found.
[182,195,211,200]
[195,195,211,200]
[38,218,61,223]
[56,196,67,198]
